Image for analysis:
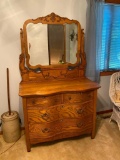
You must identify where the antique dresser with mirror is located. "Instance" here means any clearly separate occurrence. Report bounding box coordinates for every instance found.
[19,13,100,152]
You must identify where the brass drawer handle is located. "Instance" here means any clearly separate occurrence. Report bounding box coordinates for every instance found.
[32,100,35,104]
[43,96,46,99]
[61,105,64,108]
[41,113,49,120]
[88,94,92,98]
[77,109,83,114]
[69,97,72,100]
[77,122,83,128]
[42,128,50,133]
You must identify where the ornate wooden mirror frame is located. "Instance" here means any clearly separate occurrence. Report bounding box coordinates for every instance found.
[19,13,86,82]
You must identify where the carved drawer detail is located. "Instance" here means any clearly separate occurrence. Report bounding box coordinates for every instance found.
[29,116,93,143]
[27,94,62,108]
[63,91,93,103]
[28,101,93,123]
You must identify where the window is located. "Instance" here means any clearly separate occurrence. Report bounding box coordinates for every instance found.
[100,4,120,71]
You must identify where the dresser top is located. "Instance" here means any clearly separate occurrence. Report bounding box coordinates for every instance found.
[19,78,100,97]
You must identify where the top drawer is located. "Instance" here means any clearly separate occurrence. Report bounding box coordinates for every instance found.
[27,94,62,108]
[63,91,93,103]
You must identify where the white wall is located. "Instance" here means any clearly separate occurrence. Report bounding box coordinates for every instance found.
[0,0,87,129]
[97,76,113,112]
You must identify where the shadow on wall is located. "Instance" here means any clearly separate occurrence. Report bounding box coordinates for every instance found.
[97,93,113,112]
[18,97,24,128]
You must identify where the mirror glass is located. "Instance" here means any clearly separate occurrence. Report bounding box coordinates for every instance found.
[26,23,78,66]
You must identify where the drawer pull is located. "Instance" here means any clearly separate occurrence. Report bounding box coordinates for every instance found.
[41,113,49,120]
[77,122,83,128]
[42,128,50,133]
[77,109,83,114]
[32,100,35,104]
[69,97,72,100]
[88,95,92,98]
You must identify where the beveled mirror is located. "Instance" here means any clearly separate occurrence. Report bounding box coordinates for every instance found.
[26,23,78,66]
[21,13,82,71]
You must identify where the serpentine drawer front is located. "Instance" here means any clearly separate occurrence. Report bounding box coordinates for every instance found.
[27,101,93,122]
[29,116,93,144]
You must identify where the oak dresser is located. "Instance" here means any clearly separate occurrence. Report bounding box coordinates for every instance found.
[19,13,100,151]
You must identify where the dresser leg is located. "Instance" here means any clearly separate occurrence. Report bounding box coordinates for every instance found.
[26,142,31,152]
[91,129,96,139]
[25,134,31,152]
[91,133,95,139]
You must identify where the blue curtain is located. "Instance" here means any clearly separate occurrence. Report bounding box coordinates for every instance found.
[85,0,104,82]
[100,4,120,71]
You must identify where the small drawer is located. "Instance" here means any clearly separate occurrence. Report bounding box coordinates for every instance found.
[27,94,62,108]
[63,91,93,103]
[28,107,59,123]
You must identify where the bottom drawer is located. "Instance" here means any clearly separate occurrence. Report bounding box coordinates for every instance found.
[29,115,93,144]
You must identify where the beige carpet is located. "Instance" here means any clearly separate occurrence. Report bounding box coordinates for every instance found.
[0,116,120,160]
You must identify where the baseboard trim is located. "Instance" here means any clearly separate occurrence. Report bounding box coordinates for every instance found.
[97,109,113,115]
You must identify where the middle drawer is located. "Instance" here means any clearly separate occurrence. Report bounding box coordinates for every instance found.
[27,101,93,123]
